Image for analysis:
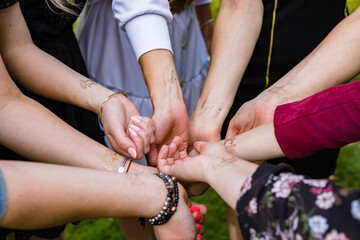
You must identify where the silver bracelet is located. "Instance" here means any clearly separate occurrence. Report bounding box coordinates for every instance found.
[201,18,214,30]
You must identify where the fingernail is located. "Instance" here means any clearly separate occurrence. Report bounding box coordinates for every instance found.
[130,124,140,131]
[129,128,137,136]
[190,206,200,213]
[194,213,201,221]
[196,223,202,232]
[128,147,137,159]
[197,233,202,240]
[131,116,141,123]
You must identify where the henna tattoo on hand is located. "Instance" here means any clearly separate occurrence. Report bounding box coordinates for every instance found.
[80,79,97,89]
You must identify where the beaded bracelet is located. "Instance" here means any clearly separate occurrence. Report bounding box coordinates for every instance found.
[139,173,179,226]
[99,92,127,127]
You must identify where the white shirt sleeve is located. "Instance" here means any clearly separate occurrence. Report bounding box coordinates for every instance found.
[112,0,173,61]
[194,0,212,6]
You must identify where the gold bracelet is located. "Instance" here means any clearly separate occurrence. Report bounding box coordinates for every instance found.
[99,92,128,127]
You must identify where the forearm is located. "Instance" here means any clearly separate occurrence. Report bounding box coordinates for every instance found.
[139,49,185,112]
[0,161,166,229]
[0,3,113,115]
[204,156,257,209]
[265,8,360,101]
[0,92,155,174]
[192,0,263,126]
[223,122,284,161]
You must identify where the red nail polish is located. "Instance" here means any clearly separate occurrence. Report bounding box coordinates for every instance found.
[196,223,202,232]
[194,213,201,221]
[190,206,200,213]
[197,233,203,240]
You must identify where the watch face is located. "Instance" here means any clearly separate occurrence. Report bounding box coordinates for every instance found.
[118,166,125,173]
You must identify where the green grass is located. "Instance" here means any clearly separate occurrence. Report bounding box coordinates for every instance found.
[64,1,360,239]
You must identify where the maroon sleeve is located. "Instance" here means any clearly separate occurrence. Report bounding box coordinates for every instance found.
[274,80,360,159]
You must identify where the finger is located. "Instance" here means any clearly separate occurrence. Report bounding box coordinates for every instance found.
[146,143,159,166]
[131,116,155,144]
[193,141,207,153]
[106,127,137,159]
[191,202,208,215]
[158,144,169,160]
[193,212,203,224]
[128,125,144,159]
[196,223,205,235]
[168,140,178,158]
[189,149,199,157]
[129,124,152,154]
[225,120,240,139]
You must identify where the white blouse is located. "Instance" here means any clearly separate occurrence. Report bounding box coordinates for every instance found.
[111,0,173,60]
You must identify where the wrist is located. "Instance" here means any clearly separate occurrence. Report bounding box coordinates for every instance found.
[191,97,232,130]
[87,85,114,115]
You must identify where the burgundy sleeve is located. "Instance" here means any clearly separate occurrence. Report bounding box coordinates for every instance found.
[274,80,360,159]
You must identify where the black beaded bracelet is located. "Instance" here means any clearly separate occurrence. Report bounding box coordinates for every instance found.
[139,173,179,227]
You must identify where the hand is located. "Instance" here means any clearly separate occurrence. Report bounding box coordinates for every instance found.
[188,112,222,151]
[157,136,209,196]
[127,116,155,159]
[101,94,155,159]
[154,184,207,240]
[158,137,235,184]
[226,86,292,138]
[147,104,189,166]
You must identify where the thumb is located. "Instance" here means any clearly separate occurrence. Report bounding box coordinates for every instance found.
[225,120,239,139]
[193,141,207,153]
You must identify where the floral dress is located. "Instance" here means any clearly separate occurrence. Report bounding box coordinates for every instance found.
[237,164,360,240]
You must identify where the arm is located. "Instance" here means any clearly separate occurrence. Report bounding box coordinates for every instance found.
[227,7,360,137]
[159,80,360,207]
[0,3,152,159]
[0,55,154,174]
[227,81,360,161]
[189,0,264,147]
[158,138,258,209]
[112,0,189,165]
[0,160,203,240]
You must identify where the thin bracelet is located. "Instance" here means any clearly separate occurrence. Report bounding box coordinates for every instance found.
[200,18,213,30]
[126,160,133,173]
[139,173,179,226]
[99,92,128,127]
[117,157,129,173]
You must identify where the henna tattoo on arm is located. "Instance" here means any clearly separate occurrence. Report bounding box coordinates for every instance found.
[200,101,222,111]
[99,149,122,171]
[224,137,237,153]
[80,79,97,89]
[165,70,178,84]
[211,156,237,170]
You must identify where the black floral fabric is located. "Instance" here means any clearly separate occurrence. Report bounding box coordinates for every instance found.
[0,0,17,9]
[237,164,360,239]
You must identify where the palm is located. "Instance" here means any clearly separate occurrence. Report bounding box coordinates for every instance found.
[148,108,189,166]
